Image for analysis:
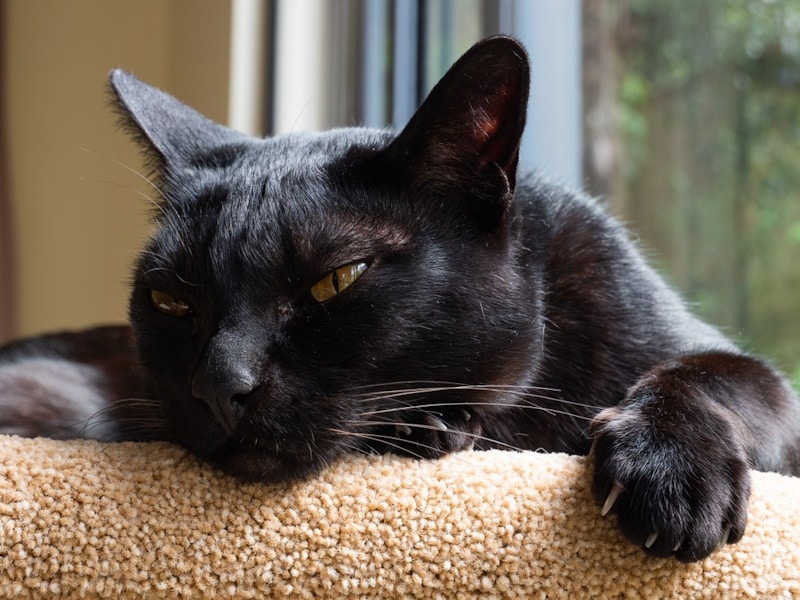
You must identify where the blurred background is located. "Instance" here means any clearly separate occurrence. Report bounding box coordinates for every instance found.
[0,0,798,387]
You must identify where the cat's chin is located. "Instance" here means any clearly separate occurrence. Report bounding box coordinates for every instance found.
[210,443,326,483]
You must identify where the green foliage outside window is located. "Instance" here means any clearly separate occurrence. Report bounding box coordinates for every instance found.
[584,0,800,387]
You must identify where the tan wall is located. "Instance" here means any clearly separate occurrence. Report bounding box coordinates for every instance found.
[4,0,231,337]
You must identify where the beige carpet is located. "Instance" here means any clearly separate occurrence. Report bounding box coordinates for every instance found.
[0,435,798,598]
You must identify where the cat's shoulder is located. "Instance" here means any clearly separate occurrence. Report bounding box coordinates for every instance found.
[514,171,623,239]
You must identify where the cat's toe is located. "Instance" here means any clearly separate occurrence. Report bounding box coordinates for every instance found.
[424,414,449,432]
[590,404,750,562]
[427,407,482,454]
[395,424,413,436]
[388,407,481,458]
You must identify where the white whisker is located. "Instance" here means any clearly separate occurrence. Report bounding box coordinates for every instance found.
[78,146,167,200]
[356,401,597,423]
[79,397,167,441]
[328,428,430,460]
[347,381,596,409]
[342,419,527,452]
[347,380,561,394]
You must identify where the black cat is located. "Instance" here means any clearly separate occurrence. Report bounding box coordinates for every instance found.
[1,36,798,563]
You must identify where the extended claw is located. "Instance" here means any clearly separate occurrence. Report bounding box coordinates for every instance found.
[718,526,731,550]
[460,408,472,422]
[672,536,685,553]
[601,481,624,516]
[644,532,659,549]
[425,415,449,432]
[396,424,413,436]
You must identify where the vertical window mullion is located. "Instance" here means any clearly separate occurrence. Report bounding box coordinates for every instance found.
[496,0,583,186]
[392,0,421,129]
[361,0,390,128]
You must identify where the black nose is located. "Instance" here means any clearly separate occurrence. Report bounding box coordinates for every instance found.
[192,366,257,434]
[192,324,265,434]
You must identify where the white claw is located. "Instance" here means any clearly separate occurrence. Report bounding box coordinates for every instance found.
[644,532,659,549]
[425,415,449,432]
[460,409,472,422]
[396,424,412,436]
[718,526,731,549]
[601,481,624,516]
[672,537,684,553]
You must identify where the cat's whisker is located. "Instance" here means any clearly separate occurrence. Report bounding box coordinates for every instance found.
[333,436,377,457]
[77,149,178,245]
[355,401,598,423]
[90,146,195,254]
[137,251,200,286]
[342,419,528,452]
[327,428,433,460]
[306,427,320,463]
[140,208,196,263]
[90,169,195,257]
[138,250,174,263]
[142,266,178,277]
[94,397,163,412]
[93,179,162,207]
[347,381,599,412]
[77,147,168,201]
[349,387,559,405]
[342,380,604,426]
[166,211,197,259]
[79,397,168,441]
[347,380,562,394]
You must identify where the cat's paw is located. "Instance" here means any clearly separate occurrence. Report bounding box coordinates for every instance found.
[390,406,482,458]
[589,402,751,562]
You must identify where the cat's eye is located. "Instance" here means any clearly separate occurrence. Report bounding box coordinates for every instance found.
[150,290,191,317]
[310,262,369,303]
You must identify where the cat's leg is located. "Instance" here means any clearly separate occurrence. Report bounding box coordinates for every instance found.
[590,351,800,562]
[0,326,162,441]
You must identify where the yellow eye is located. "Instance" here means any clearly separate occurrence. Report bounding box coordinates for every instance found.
[310,261,368,303]
[150,290,190,317]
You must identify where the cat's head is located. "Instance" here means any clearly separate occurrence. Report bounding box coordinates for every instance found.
[111,36,542,481]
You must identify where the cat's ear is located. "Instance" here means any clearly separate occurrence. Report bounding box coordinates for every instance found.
[109,69,246,169]
[388,35,529,200]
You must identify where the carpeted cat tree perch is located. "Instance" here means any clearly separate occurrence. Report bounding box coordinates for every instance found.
[0,435,798,598]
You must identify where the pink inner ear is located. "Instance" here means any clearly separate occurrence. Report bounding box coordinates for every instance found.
[471,102,499,142]
[473,108,499,142]
[470,83,511,143]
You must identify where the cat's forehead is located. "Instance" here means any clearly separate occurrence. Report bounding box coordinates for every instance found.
[162,128,391,216]
[246,128,392,175]
[152,127,410,282]
[226,129,394,219]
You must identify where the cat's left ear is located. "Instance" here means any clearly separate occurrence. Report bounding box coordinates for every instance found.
[388,35,529,205]
[109,69,247,171]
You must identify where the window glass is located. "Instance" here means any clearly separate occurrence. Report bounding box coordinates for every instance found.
[298,0,800,386]
[583,0,800,383]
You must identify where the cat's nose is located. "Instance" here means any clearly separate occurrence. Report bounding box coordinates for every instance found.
[192,327,261,434]
[192,365,258,435]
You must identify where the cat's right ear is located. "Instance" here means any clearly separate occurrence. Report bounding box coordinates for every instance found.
[386,36,529,201]
[109,69,246,170]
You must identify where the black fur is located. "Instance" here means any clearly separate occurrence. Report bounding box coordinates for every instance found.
[1,36,799,562]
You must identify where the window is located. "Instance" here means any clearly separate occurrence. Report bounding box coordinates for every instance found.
[582,1,800,385]
[244,0,800,384]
